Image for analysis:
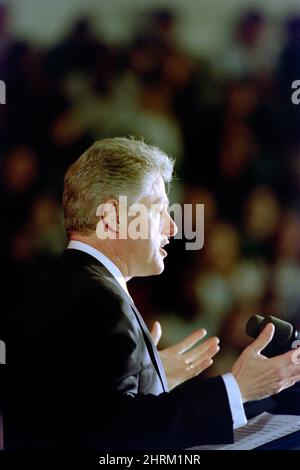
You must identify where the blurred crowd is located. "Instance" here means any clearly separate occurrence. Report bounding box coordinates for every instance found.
[1,4,300,374]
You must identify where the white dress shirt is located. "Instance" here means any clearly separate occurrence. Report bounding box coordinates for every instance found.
[67,240,247,429]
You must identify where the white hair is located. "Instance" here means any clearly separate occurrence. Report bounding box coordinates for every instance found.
[63,137,174,236]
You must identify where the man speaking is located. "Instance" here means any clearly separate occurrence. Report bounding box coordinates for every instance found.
[4,138,300,450]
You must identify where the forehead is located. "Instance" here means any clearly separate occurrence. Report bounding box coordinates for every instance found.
[141,175,169,205]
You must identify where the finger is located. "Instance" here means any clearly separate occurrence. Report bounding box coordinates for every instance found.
[185,345,220,370]
[184,339,220,363]
[277,374,300,392]
[286,373,300,384]
[251,323,275,354]
[290,374,300,383]
[188,345,220,368]
[150,321,162,347]
[291,347,300,364]
[186,358,213,376]
[200,358,214,371]
[176,328,208,354]
[205,343,220,360]
[271,346,300,368]
[285,363,300,377]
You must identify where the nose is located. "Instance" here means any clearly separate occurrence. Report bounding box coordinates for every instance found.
[163,212,178,238]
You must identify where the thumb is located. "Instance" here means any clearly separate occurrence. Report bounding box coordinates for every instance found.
[150,321,162,346]
[251,322,275,354]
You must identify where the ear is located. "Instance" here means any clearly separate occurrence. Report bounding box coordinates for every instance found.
[96,199,120,235]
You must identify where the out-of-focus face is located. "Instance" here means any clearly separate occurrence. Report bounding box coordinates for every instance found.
[123,175,177,277]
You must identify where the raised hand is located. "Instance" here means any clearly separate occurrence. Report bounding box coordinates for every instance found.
[150,321,220,390]
[232,323,300,402]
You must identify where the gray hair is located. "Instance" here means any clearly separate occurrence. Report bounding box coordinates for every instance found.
[63,137,174,236]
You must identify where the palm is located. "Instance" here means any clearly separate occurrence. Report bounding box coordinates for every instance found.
[151,322,220,390]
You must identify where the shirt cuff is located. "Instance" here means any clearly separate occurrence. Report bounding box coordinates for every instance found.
[222,372,247,429]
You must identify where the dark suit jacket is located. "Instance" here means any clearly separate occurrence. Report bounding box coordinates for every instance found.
[4,249,234,450]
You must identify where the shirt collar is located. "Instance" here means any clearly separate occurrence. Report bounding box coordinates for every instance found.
[67,240,131,298]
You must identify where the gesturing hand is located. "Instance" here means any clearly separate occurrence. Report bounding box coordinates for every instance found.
[150,321,220,390]
[232,323,300,402]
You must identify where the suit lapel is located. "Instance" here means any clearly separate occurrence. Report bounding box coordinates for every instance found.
[129,302,169,393]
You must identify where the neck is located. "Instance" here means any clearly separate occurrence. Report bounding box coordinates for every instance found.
[69,233,131,281]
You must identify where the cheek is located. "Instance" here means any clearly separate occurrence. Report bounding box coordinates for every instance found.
[139,238,159,261]
[149,214,162,236]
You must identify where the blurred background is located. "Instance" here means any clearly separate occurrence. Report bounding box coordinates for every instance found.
[1,0,300,377]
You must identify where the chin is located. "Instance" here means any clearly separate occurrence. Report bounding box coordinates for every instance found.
[153,261,165,275]
[143,261,165,277]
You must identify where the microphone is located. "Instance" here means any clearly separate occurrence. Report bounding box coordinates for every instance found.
[245,315,300,417]
[245,315,300,353]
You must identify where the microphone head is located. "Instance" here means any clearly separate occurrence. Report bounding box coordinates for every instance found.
[246,315,294,346]
[245,314,264,339]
